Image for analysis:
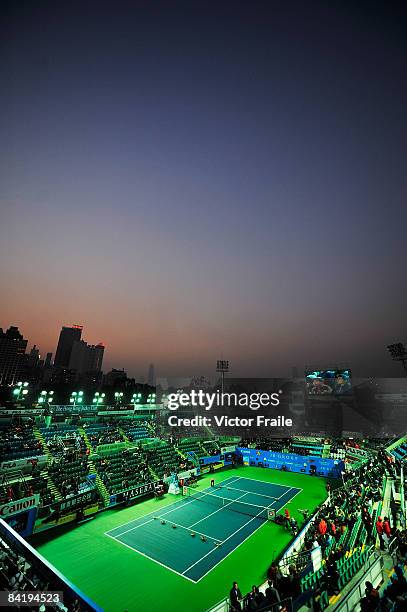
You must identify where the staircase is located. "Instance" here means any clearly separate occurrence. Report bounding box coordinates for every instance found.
[119,427,130,443]
[78,427,93,453]
[147,421,156,436]
[148,465,159,481]
[33,427,52,460]
[40,469,63,501]
[88,460,110,507]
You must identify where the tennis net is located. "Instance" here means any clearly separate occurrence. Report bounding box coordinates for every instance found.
[183,486,273,520]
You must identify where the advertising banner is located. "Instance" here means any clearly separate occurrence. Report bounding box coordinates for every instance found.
[0,495,40,518]
[0,455,48,473]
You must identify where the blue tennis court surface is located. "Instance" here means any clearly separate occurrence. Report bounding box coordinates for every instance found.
[105,476,302,582]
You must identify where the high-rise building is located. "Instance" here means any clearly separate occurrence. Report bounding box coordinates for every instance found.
[54,325,82,367]
[28,345,40,368]
[69,341,104,374]
[45,352,52,368]
[104,368,127,386]
[147,363,155,386]
[0,326,28,385]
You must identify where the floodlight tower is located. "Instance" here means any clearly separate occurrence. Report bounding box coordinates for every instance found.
[13,381,29,402]
[70,391,84,407]
[38,390,54,406]
[387,343,407,375]
[216,360,229,395]
[92,392,106,405]
[114,391,124,406]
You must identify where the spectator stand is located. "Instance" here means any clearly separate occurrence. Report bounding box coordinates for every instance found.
[0,517,101,611]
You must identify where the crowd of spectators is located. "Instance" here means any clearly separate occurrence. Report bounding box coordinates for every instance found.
[95,447,150,493]
[228,443,406,611]
[0,533,89,612]
[0,423,43,462]
[48,455,93,499]
[83,423,125,448]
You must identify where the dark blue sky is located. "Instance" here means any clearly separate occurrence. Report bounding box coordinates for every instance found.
[1,1,406,378]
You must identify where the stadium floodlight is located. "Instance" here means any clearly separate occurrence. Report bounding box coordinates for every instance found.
[13,381,29,401]
[146,392,156,404]
[70,391,83,407]
[132,392,142,407]
[93,392,106,405]
[216,359,229,394]
[387,342,407,375]
[38,390,54,405]
[114,391,124,405]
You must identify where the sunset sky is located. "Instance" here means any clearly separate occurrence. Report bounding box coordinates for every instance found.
[1,1,406,379]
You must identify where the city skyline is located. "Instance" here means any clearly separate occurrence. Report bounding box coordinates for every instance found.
[1,1,407,378]
[1,320,405,380]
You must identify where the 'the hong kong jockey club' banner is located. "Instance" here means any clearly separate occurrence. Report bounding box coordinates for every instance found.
[0,495,40,518]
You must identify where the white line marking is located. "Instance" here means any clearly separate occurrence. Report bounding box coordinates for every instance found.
[104,532,196,583]
[222,484,279,502]
[193,486,302,582]
[188,491,250,528]
[278,487,302,506]
[194,514,271,583]
[107,496,197,537]
[106,474,242,538]
[146,519,220,543]
[182,499,274,576]
[105,474,304,582]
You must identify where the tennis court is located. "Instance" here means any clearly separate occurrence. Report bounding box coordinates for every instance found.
[105,476,302,582]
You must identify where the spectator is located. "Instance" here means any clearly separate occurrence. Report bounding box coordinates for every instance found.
[230,581,242,611]
[376,517,385,551]
[360,581,380,611]
[383,517,392,550]
[265,580,280,605]
[318,517,327,536]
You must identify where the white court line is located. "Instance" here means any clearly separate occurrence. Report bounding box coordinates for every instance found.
[188,491,250,529]
[222,484,279,502]
[104,498,195,534]
[150,519,220,542]
[182,496,276,577]
[225,477,300,503]
[106,475,242,538]
[106,475,303,582]
[104,532,196,583]
[192,486,302,582]
[278,487,302,507]
[108,496,198,537]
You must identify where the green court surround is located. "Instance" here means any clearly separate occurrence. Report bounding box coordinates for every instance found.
[31,467,329,612]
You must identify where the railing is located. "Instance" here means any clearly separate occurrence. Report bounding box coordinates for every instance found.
[400,464,406,528]
[206,595,293,612]
[329,549,383,611]
[278,547,312,573]
[0,518,102,611]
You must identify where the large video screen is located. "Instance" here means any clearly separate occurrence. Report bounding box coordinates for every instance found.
[305,369,352,396]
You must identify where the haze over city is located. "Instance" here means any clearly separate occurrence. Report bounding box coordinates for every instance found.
[1,1,406,378]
